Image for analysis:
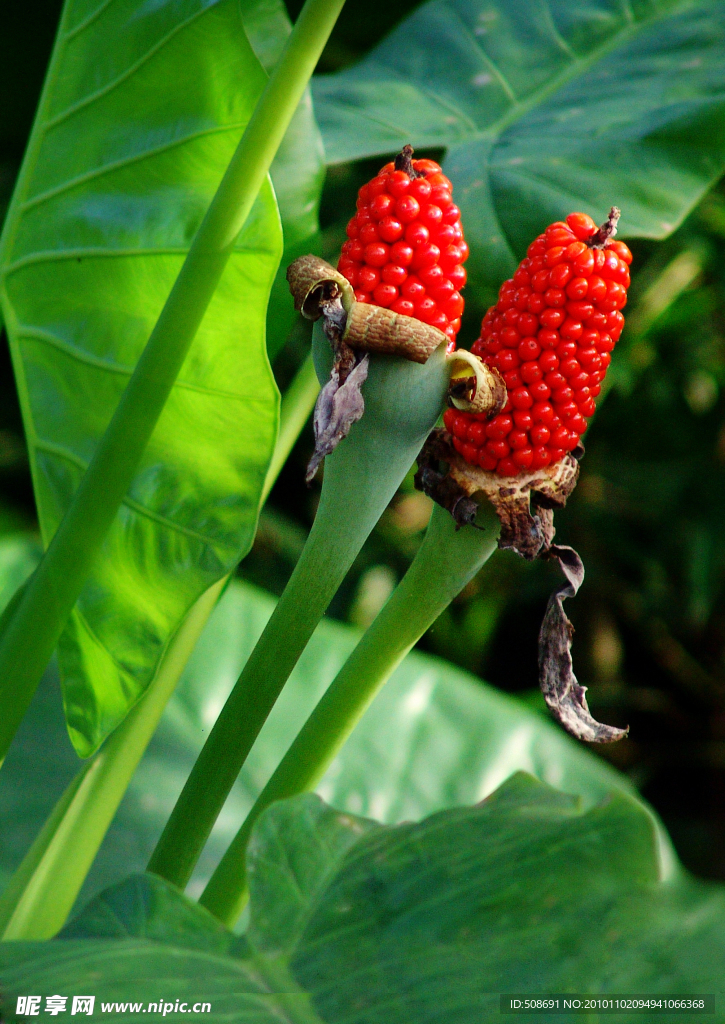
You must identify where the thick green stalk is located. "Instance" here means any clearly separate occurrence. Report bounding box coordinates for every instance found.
[0,579,224,940]
[148,333,450,888]
[0,0,346,764]
[199,501,500,925]
[0,353,321,939]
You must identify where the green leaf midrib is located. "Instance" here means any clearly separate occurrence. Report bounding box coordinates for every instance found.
[322,0,695,157]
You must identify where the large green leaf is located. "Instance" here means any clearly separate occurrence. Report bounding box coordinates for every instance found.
[59,872,236,953]
[0,937,319,1024]
[0,0,284,755]
[312,0,725,306]
[3,781,724,1020]
[250,785,725,1016]
[0,543,676,911]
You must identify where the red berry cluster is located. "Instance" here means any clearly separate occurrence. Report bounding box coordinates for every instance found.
[444,212,632,477]
[337,151,469,347]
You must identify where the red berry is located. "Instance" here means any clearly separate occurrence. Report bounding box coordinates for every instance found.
[529,380,551,402]
[531,446,551,470]
[391,298,415,316]
[388,170,411,197]
[359,223,378,245]
[540,308,565,329]
[608,240,632,264]
[513,410,533,431]
[358,266,380,291]
[379,217,404,243]
[337,147,468,347]
[520,361,543,385]
[402,276,425,300]
[463,208,630,475]
[496,457,518,477]
[373,283,398,307]
[509,430,529,450]
[566,212,597,241]
[364,243,390,267]
[511,387,533,409]
[512,447,534,469]
[487,439,511,460]
[443,408,457,434]
[371,194,394,219]
[396,196,421,223]
[531,423,551,446]
[486,414,513,439]
[467,421,487,445]
[410,177,432,201]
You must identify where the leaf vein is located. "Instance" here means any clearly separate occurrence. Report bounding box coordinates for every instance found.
[63,0,120,42]
[3,243,273,277]
[33,438,232,549]
[20,122,247,214]
[46,3,216,132]
[14,325,271,402]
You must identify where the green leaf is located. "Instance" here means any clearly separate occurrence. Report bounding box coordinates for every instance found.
[59,872,236,954]
[313,0,725,305]
[0,870,322,1023]
[0,940,322,1024]
[244,799,379,959]
[243,0,326,360]
[0,0,284,755]
[0,563,676,911]
[244,784,725,1013]
[6,780,721,1018]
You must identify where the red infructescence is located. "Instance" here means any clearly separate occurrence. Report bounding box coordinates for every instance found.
[337,155,469,348]
[444,211,632,477]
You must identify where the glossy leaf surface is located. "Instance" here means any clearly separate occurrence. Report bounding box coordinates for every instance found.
[0,940,318,1024]
[0,0,283,755]
[313,0,725,304]
[60,872,236,953]
[257,785,725,1017]
[3,781,725,1020]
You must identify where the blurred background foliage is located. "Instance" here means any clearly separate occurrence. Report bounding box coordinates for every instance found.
[4,0,725,882]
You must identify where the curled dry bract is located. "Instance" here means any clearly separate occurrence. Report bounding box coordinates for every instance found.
[415,430,627,744]
[287,256,501,479]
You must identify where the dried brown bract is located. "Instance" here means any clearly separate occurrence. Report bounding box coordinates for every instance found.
[415,429,628,744]
[287,256,503,480]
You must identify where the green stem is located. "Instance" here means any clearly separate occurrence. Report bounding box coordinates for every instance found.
[0,352,321,939]
[147,332,450,889]
[0,0,346,764]
[200,501,500,925]
[0,579,223,940]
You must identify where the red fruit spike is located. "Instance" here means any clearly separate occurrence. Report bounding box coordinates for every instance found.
[337,145,468,345]
[450,207,630,477]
